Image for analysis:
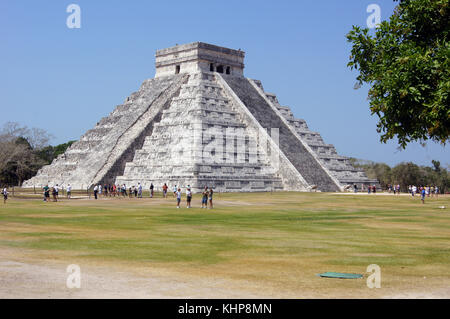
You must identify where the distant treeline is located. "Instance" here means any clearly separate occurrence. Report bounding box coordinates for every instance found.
[349,158,450,193]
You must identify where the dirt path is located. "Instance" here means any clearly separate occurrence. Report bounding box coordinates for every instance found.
[1,247,449,298]
[0,247,265,299]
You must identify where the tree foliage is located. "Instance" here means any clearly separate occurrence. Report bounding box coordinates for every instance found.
[347,0,449,148]
[0,122,74,186]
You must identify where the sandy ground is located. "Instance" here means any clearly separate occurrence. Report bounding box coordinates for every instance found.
[0,247,265,299]
[1,246,449,299]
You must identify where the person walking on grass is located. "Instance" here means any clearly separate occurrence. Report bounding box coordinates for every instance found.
[173,185,177,198]
[67,184,72,199]
[162,183,168,198]
[54,184,59,200]
[176,188,181,208]
[421,187,426,204]
[93,184,98,200]
[43,184,50,202]
[2,186,8,204]
[201,186,208,208]
[208,187,214,209]
[52,186,58,202]
[186,187,192,208]
[150,183,154,198]
[138,183,142,198]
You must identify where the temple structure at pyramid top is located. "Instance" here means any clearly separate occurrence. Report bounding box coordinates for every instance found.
[23,42,377,192]
[155,42,245,77]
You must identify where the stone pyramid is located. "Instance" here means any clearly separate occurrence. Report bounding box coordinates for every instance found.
[24,42,376,192]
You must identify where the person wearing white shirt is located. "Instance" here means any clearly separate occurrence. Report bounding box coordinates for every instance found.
[138,183,143,198]
[93,185,98,200]
[67,184,72,199]
[176,188,181,208]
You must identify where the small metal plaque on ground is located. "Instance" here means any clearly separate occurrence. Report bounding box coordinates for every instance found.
[318,272,363,279]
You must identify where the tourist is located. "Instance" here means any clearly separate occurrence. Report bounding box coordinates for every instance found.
[435,186,439,198]
[52,186,58,202]
[54,184,59,199]
[368,185,371,194]
[173,185,177,198]
[396,184,400,195]
[186,187,192,208]
[176,188,181,208]
[104,184,108,197]
[2,186,8,204]
[353,184,358,193]
[133,185,138,198]
[93,184,98,200]
[67,184,72,199]
[138,183,142,198]
[372,185,376,194]
[421,187,426,204]
[209,187,214,209]
[43,184,50,202]
[98,184,102,197]
[129,186,133,198]
[150,183,154,198]
[201,186,208,208]
[162,183,168,198]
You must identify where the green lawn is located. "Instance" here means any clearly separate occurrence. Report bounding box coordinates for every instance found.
[1,192,449,297]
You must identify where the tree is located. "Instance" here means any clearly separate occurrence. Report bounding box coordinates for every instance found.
[0,122,76,186]
[0,122,56,186]
[350,158,392,188]
[347,0,449,148]
[35,140,76,165]
[391,162,423,189]
[432,159,441,172]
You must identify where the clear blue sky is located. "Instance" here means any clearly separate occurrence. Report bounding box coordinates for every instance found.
[1,0,448,167]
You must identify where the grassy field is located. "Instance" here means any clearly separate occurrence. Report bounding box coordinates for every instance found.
[0,192,449,298]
